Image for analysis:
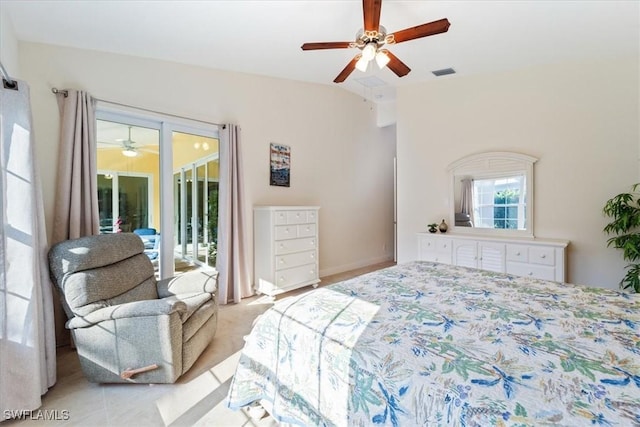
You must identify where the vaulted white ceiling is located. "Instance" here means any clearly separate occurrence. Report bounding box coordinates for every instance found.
[3,1,639,103]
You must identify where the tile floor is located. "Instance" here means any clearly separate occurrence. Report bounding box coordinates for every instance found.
[4,261,394,427]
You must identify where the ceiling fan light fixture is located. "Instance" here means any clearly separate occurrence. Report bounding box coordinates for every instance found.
[122,148,139,157]
[375,50,390,69]
[355,55,369,72]
[362,43,377,61]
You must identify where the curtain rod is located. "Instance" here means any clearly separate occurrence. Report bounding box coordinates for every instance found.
[0,61,18,89]
[51,87,220,127]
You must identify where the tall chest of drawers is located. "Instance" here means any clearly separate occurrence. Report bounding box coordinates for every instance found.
[254,206,320,296]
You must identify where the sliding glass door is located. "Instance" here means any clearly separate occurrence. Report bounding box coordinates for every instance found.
[96,110,219,278]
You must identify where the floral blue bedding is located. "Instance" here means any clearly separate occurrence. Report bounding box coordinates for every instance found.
[226,261,640,426]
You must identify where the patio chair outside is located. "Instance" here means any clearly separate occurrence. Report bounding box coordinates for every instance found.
[133,228,160,261]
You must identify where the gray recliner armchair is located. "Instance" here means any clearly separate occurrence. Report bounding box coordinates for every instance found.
[48,233,218,383]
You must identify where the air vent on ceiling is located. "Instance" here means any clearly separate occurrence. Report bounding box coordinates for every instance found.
[432,67,456,77]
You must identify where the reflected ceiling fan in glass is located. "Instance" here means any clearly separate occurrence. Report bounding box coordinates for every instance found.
[97,123,159,157]
[122,147,139,157]
[117,126,140,157]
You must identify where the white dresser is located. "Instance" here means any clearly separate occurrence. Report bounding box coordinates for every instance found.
[254,206,320,296]
[417,233,569,282]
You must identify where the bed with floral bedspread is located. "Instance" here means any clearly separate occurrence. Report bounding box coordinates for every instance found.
[226,261,640,426]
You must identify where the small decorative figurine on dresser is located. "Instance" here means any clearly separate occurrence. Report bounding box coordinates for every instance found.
[428,223,438,233]
[439,219,448,233]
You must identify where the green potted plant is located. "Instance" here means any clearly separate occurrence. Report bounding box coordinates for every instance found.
[428,223,438,233]
[603,183,640,293]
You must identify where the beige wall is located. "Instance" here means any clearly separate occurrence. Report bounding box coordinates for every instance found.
[1,7,19,79]
[397,57,640,289]
[18,42,396,279]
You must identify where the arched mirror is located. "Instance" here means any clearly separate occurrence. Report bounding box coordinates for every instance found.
[447,152,537,237]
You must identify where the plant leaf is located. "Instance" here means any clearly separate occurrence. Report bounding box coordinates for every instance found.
[603,184,640,293]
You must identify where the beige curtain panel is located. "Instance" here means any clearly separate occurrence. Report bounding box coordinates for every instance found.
[216,124,252,304]
[52,90,99,244]
[459,178,473,216]
[0,78,56,418]
[51,89,99,346]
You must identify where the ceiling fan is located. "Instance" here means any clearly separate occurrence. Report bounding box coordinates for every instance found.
[301,0,450,83]
[98,126,145,157]
[117,126,140,157]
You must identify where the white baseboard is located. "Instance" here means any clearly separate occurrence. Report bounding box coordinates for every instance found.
[319,254,394,278]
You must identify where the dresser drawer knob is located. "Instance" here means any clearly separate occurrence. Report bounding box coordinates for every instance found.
[540,254,546,259]
[516,251,521,256]
[528,272,533,276]
[279,276,285,282]
[279,259,285,264]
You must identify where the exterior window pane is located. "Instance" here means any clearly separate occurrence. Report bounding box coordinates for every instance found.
[118,175,149,232]
[97,174,113,233]
[172,132,219,270]
[97,120,159,268]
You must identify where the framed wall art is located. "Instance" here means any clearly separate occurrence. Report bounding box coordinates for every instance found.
[270,143,290,187]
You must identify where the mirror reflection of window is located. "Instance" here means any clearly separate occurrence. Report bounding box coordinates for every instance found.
[472,175,526,230]
[457,178,474,227]
[448,152,537,237]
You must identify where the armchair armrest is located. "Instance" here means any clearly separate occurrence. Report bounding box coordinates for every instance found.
[67,298,187,329]
[157,270,218,298]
